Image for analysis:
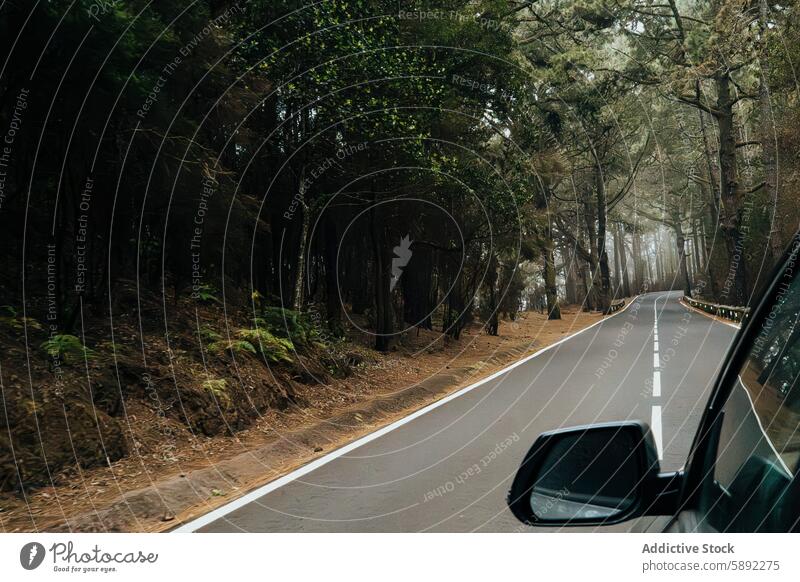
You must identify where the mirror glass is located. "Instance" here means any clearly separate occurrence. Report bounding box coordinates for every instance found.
[529,426,640,521]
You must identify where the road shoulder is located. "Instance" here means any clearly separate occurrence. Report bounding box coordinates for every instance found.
[3,303,635,533]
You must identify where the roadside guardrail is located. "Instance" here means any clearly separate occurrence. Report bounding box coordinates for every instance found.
[608,299,626,313]
[683,295,750,323]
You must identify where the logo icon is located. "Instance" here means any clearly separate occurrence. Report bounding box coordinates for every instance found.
[20,542,46,570]
[390,234,413,291]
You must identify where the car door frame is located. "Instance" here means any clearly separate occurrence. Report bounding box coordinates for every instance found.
[663,233,800,531]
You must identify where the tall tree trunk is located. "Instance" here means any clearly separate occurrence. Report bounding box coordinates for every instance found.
[370,194,393,351]
[716,74,748,305]
[579,186,599,310]
[618,224,631,297]
[543,240,561,320]
[292,165,308,311]
[563,243,578,305]
[654,232,663,285]
[612,223,623,299]
[631,229,643,292]
[699,215,719,299]
[581,263,594,311]
[350,234,371,314]
[692,220,703,273]
[699,108,720,217]
[486,251,499,335]
[324,217,342,335]
[595,170,612,313]
[697,100,724,300]
[674,219,693,298]
[759,0,781,264]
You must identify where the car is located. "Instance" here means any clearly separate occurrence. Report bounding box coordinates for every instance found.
[507,234,800,532]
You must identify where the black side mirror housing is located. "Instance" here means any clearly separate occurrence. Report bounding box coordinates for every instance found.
[507,421,682,526]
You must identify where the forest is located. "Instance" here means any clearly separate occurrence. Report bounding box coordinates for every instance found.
[0,0,799,502]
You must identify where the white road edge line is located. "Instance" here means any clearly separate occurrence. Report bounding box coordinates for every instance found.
[173,296,641,532]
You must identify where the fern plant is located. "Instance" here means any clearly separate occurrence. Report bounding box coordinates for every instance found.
[259,306,321,348]
[199,325,222,343]
[1,305,42,331]
[206,338,257,356]
[236,327,294,362]
[41,334,94,362]
[193,284,219,304]
[201,377,231,408]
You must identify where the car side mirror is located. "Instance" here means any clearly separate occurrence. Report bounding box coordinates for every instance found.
[507,421,682,526]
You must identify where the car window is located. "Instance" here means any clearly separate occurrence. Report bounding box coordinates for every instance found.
[699,261,800,532]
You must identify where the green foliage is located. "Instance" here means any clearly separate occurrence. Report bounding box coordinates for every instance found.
[203,325,262,357]
[199,326,222,343]
[205,325,295,363]
[258,307,322,348]
[201,377,230,408]
[40,334,94,362]
[0,306,42,331]
[235,327,294,362]
[194,285,220,304]
[251,290,265,312]
[207,338,257,356]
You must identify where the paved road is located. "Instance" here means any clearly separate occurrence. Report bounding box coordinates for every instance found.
[184,292,737,532]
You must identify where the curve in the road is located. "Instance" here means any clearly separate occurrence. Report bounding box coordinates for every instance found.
[176,292,737,532]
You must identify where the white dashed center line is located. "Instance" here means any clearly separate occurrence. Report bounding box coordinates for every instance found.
[651,405,663,460]
[652,296,664,460]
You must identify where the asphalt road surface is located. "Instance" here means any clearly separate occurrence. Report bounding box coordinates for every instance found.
[181,291,738,532]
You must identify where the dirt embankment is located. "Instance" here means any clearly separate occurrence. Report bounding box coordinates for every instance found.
[0,295,618,532]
